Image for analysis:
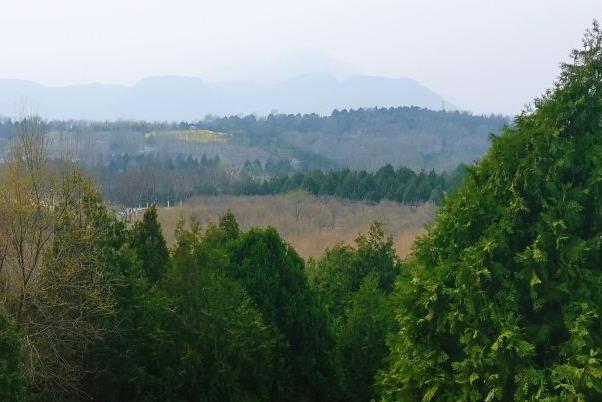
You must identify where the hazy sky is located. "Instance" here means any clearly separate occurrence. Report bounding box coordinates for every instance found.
[1,0,600,115]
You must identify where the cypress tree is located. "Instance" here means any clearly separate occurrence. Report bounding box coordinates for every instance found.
[379,23,602,401]
[130,205,169,284]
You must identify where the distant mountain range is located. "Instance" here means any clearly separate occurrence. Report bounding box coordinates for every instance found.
[0,74,455,121]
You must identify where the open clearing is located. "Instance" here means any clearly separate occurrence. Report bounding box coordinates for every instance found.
[157,194,436,259]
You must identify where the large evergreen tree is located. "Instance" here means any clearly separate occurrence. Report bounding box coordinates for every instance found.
[378,23,602,401]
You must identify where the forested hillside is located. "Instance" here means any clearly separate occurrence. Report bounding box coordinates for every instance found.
[0,106,506,208]
[0,106,506,173]
[198,107,507,171]
[0,107,506,206]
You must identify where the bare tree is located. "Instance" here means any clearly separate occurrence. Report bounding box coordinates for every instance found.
[0,117,114,396]
[0,117,66,320]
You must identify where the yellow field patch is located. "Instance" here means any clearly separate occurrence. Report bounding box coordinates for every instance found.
[145,129,229,143]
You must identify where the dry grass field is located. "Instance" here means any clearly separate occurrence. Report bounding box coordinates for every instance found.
[157,193,436,259]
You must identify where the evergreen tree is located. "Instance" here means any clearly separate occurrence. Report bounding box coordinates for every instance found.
[312,222,399,317]
[311,222,399,402]
[161,221,277,401]
[378,23,602,401]
[90,216,277,402]
[218,209,240,241]
[130,205,169,283]
[335,274,394,402]
[226,227,337,401]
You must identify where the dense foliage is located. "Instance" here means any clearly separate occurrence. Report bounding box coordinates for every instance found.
[257,164,465,204]
[225,225,337,401]
[0,128,401,400]
[130,205,169,283]
[378,23,602,401]
[87,152,463,206]
[309,223,399,401]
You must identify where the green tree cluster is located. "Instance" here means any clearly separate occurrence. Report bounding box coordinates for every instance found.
[309,223,399,402]
[0,125,389,400]
[252,164,464,204]
[88,153,463,207]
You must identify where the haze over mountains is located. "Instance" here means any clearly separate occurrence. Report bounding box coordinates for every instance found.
[0,73,455,121]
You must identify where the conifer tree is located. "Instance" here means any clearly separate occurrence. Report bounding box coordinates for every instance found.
[218,209,240,241]
[226,227,337,401]
[311,222,399,402]
[130,205,169,284]
[379,23,602,401]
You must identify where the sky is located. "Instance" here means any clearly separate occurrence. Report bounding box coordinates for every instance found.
[1,0,600,115]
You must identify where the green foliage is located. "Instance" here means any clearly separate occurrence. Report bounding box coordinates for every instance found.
[310,222,399,402]
[161,221,277,401]
[378,23,602,401]
[219,209,240,240]
[91,216,278,402]
[335,274,395,402]
[130,204,169,283]
[312,222,400,316]
[86,247,171,401]
[257,164,465,205]
[226,226,337,401]
[0,307,26,401]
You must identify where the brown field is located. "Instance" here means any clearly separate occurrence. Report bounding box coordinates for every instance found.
[157,193,436,259]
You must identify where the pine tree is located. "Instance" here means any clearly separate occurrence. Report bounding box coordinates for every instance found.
[218,209,240,241]
[130,205,169,284]
[378,23,602,401]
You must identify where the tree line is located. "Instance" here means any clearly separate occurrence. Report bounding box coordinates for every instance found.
[88,152,465,206]
[250,164,465,204]
[2,104,508,173]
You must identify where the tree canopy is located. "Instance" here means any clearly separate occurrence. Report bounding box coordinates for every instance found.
[378,22,602,401]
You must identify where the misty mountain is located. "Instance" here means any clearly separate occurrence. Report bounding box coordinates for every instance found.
[206,48,360,84]
[0,74,454,120]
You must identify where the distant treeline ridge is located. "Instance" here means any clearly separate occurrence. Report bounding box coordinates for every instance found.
[89,152,465,206]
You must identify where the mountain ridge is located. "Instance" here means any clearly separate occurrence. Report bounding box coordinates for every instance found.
[0,73,455,121]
